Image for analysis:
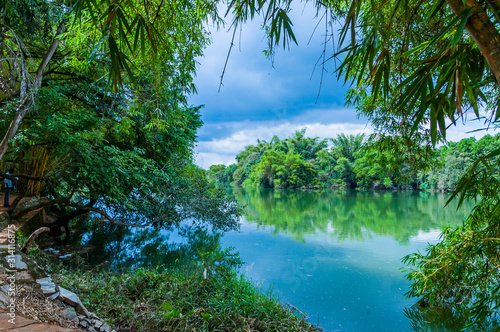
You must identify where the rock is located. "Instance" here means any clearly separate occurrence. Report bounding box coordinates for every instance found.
[54,299,66,308]
[58,287,80,307]
[36,277,57,295]
[15,270,33,282]
[5,254,28,270]
[88,327,97,332]
[0,291,9,308]
[93,319,103,329]
[0,285,11,294]
[48,291,60,301]
[75,300,92,317]
[100,322,111,332]
[58,286,93,317]
[79,319,89,328]
[60,307,79,324]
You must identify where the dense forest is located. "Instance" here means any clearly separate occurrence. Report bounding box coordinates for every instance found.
[208,129,500,191]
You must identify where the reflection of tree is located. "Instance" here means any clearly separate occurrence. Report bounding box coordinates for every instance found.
[73,223,222,271]
[232,188,473,244]
[404,306,500,331]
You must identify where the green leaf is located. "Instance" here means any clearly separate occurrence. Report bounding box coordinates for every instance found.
[451,8,471,46]
[162,302,173,311]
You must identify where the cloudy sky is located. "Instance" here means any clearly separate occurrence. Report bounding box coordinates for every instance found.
[189,5,491,169]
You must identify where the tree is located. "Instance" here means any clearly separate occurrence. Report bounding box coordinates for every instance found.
[0,0,221,159]
[0,0,240,239]
[330,134,365,188]
[223,0,500,327]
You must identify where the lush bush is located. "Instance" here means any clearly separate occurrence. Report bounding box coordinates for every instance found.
[46,247,320,332]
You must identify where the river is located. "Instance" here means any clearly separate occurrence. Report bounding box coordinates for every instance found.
[220,188,472,332]
[81,188,474,331]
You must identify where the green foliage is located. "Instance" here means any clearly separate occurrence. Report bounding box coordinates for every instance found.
[354,134,437,190]
[402,144,500,329]
[233,187,472,243]
[0,0,240,234]
[49,251,319,331]
[207,164,237,187]
[421,135,500,191]
[245,149,320,189]
[210,130,500,194]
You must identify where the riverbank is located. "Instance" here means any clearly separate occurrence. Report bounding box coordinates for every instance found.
[33,247,322,332]
[0,204,321,332]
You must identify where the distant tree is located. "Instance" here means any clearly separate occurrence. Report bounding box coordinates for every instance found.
[222,0,500,323]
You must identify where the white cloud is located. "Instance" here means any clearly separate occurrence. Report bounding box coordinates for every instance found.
[190,5,498,170]
[195,119,373,169]
[445,119,497,142]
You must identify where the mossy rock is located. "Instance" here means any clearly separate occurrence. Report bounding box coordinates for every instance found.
[0,247,47,282]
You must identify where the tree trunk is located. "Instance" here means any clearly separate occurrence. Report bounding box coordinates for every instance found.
[0,23,67,160]
[446,0,500,86]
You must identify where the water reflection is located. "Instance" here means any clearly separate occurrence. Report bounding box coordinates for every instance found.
[221,188,476,331]
[232,188,472,244]
[75,224,222,271]
[74,188,476,331]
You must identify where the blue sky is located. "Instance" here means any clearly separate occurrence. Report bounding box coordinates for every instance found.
[190,5,491,169]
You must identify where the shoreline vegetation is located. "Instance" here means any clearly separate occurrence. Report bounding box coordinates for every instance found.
[30,245,322,332]
[207,129,500,192]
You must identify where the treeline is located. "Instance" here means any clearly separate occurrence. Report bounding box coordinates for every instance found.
[207,128,500,191]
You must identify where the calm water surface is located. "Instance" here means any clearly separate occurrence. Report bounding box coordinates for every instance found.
[220,188,473,332]
[82,188,474,331]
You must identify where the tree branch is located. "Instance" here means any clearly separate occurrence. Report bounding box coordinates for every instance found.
[0,22,67,160]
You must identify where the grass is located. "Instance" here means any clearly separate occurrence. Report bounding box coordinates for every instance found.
[35,247,322,331]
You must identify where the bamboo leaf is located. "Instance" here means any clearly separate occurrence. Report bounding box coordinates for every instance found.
[451,8,471,46]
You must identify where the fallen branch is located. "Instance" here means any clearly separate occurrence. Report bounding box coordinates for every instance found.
[21,227,50,253]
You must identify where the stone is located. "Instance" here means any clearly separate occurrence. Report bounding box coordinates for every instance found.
[93,319,103,329]
[58,286,93,318]
[36,277,57,295]
[100,322,111,332]
[0,291,9,308]
[88,327,97,332]
[75,300,92,317]
[15,270,33,282]
[58,286,80,307]
[5,254,27,270]
[54,299,67,308]
[48,291,60,301]
[60,307,79,324]
[79,319,89,328]
[0,285,11,294]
